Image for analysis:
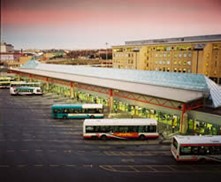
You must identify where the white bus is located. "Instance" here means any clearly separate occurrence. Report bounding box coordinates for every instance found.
[0,76,15,88]
[171,135,221,162]
[13,86,43,95]
[83,118,159,140]
[10,81,42,95]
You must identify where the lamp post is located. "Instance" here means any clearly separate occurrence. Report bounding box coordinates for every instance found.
[105,42,108,67]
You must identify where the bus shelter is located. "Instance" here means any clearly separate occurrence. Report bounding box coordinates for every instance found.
[9,60,221,135]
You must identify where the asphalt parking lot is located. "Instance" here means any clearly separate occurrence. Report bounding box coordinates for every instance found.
[0,89,221,182]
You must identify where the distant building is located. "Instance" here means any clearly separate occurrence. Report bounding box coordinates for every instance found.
[112,34,221,84]
[0,42,17,64]
[0,42,14,53]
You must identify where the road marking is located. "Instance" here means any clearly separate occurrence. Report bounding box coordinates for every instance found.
[17,164,27,168]
[34,164,44,167]
[64,150,72,153]
[104,151,171,156]
[65,164,76,167]
[99,165,221,173]
[35,149,43,152]
[83,164,93,168]
[121,159,135,163]
[20,150,29,152]
[0,165,10,168]
[48,150,57,152]
[49,164,60,167]
[6,150,15,152]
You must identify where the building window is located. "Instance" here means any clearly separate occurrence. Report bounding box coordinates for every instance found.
[215,61,217,67]
[187,61,191,65]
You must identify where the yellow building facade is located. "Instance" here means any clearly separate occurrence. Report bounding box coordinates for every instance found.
[112,35,221,84]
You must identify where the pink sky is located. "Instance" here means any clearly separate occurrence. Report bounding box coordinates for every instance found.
[1,0,221,49]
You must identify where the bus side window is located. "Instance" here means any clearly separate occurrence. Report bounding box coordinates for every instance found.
[128,126,136,132]
[199,146,207,155]
[148,125,156,132]
[180,146,191,155]
[210,146,221,155]
[94,126,100,132]
[113,126,119,132]
[54,109,61,113]
[138,126,145,132]
[191,146,198,154]
[86,126,94,133]
[89,109,95,113]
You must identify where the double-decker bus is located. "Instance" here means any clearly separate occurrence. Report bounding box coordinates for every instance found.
[51,104,104,119]
[171,135,221,162]
[83,118,159,140]
[0,76,15,88]
[10,81,42,95]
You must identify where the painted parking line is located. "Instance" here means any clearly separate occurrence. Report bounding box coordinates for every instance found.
[0,165,10,168]
[104,151,171,156]
[99,165,221,173]
[0,164,94,168]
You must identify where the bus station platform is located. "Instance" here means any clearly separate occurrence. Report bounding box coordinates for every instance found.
[9,60,221,136]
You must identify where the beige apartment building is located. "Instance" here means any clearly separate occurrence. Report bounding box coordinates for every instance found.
[112,34,221,84]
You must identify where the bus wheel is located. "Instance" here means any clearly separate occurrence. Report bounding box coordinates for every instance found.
[90,115,95,118]
[139,135,146,140]
[63,116,67,119]
[100,135,107,140]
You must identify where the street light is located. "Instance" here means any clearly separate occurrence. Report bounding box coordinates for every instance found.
[105,42,108,67]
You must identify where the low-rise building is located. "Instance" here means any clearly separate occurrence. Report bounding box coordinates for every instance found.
[0,42,14,53]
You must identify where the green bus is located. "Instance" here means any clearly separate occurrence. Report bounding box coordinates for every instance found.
[51,104,104,119]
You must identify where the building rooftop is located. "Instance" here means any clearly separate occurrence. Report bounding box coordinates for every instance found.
[18,60,221,108]
[125,34,221,46]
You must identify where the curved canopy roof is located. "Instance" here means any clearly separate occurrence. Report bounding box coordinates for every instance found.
[18,60,221,107]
